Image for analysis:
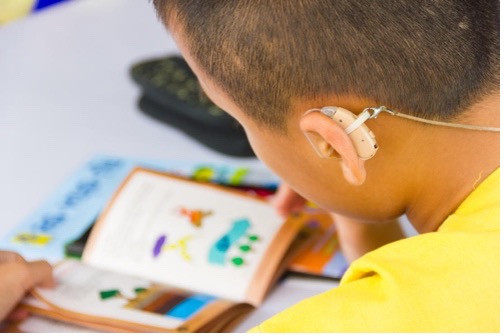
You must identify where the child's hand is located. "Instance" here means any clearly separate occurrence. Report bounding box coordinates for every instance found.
[271,183,307,217]
[0,251,54,323]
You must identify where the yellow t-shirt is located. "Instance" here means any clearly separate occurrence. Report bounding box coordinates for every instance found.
[251,168,500,332]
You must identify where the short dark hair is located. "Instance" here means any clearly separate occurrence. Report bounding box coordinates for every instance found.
[153,0,499,130]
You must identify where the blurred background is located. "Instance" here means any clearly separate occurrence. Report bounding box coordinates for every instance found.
[0,0,73,25]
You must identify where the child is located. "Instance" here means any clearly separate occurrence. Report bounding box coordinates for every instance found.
[151,0,500,332]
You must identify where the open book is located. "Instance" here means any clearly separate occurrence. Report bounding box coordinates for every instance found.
[21,167,307,332]
[289,209,348,279]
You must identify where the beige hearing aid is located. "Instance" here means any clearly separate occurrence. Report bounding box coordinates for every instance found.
[305,104,499,160]
[305,106,378,160]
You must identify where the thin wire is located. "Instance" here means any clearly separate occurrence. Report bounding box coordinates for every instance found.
[308,106,500,133]
[394,112,500,132]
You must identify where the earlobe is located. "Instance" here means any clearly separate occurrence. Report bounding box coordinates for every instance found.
[299,109,367,185]
[340,157,366,185]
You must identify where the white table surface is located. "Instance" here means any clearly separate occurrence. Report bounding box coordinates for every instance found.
[0,0,338,332]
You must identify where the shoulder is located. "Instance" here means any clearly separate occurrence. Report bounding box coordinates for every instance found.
[255,228,499,332]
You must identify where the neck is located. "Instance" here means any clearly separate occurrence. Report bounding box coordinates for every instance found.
[404,93,500,233]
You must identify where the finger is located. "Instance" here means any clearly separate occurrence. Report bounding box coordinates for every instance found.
[6,308,29,322]
[271,183,307,217]
[23,260,55,289]
[0,251,25,263]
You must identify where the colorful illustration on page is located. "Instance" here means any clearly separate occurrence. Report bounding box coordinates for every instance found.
[178,207,213,228]
[152,234,193,261]
[208,218,260,267]
[99,285,215,322]
[289,213,348,278]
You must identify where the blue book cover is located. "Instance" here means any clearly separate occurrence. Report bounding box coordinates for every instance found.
[0,154,279,263]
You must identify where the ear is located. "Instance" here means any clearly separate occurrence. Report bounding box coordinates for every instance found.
[299,111,367,185]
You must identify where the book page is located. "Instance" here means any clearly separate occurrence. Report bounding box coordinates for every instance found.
[28,260,237,332]
[83,168,300,304]
[11,315,100,333]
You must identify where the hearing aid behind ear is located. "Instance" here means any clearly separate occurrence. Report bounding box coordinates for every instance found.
[304,106,378,160]
[304,103,499,160]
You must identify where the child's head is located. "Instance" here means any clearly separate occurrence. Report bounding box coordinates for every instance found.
[153,0,500,227]
[154,0,498,129]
